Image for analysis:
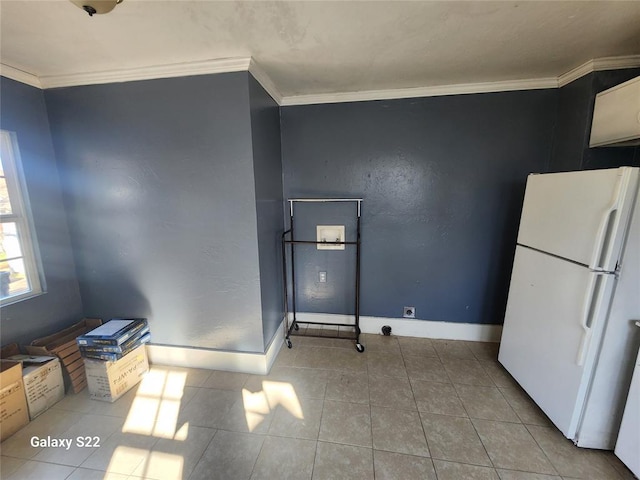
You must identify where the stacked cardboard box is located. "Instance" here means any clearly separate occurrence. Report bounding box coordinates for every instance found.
[78,319,151,402]
[1,344,65,420]
[83,344,149,402]
[0,359,29,442]
[25,318,103,394]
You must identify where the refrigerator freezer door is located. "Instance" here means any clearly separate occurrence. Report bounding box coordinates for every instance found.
[499,246,616,440]
[517,167,638,270]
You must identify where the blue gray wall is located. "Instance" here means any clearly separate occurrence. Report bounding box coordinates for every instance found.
[248,76,285,346]
[549,68,640,173]
[280,91,557,325]
[45,73,268,353]
[0,77,83,346]
[3,67,637,348]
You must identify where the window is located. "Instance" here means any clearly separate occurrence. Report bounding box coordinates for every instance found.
[0,130,43,305]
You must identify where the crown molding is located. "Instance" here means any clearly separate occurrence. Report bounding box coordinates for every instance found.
[558,60,596,88]
[248,58,283,105]
[593,55,640,71]
[2,55,639,105]
[0,64,42,89]
[280,77,559,106]
[558,55,640,87]
[38,57,252,89]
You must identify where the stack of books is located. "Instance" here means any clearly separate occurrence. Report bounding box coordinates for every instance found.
[76,318,150,361]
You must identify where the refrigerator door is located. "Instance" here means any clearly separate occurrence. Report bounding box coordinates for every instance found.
[577,187,640,449]
[499,245,617,440]
[517,167,638,271]
[615,331,640,477]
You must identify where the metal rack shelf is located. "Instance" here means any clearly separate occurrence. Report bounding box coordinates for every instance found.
[281,198,364,352]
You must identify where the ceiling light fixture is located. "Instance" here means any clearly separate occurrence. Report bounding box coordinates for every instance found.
[70,0,123,17]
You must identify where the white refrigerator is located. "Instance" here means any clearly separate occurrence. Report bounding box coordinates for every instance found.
[499,166,640,450]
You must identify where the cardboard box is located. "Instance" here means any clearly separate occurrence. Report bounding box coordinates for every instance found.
[22,357,64,420]
[84,344,149,402]
[2,344,65,420]
[12,357,64,420]
[25,318,102,393]
[0,360,29,442]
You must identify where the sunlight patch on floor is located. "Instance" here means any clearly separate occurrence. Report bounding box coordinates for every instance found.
[122,367,188,439]
[242,380,303,431]
[106,446,184,479]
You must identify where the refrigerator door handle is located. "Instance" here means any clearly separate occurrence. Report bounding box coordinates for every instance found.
[576,328,592,367]
[576,272,607,366]
[590,175,624,270]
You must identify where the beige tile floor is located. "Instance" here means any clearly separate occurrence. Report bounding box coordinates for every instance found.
[0,333,635,480]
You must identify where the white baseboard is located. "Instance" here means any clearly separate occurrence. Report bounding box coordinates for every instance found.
[146,319,285,375]
[145,313,501,375]
[288,312,502,342]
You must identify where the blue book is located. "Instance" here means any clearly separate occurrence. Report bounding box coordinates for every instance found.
[76,318,148,346]
[79,325,150,354]
[81,333,151,361]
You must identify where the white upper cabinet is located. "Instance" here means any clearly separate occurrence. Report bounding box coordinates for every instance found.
[589,76,640,147]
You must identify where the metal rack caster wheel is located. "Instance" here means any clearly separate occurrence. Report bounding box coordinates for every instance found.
[293,323,299,331]
[355,343,365,353]
[286,339,293,349]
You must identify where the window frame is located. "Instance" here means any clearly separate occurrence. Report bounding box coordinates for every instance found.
[0,130,44,306]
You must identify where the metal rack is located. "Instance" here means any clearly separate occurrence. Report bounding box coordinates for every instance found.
[281,198,364,352]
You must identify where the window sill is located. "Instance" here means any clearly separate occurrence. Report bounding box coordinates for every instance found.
[0,290,46,308]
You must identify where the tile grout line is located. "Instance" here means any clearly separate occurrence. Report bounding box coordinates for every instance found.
[471,358,521,423]
[366,354,375,469]
[185,429,219,480]
[368,341,376,479]
[522,423,585,480]
[402,345,433,462]
[455,375,561,477]
[311,392,328,479]
[245,432,266,480]
[452,380,497,472]
[368,334,400,480]
[3,458,75,480]
[310,439,319,480]
[313,357,351,480]
[439,344,499,473]
[406,339,495,478]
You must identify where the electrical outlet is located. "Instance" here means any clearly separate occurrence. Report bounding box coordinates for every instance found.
[319,271,327,283]
[403,306,416,318]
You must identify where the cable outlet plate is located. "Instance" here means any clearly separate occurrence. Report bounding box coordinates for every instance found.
[403,306,416,318]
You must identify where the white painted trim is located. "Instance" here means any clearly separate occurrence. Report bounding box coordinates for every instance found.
[0,64,41,89]
[264,319,285,372]
[147,317,285,375]
[248,58,283,105]
[558,55,640,87]
[558,60,596,88]
[593,55,640,72]
[38,57,252,89]
[144,310,501,375]
[280,77,559,106]
[2,55,639,104]
[289,312,502,342]
[361,316,502,342]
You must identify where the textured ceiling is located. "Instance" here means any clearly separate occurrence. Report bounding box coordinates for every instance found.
[1,1,639,97]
